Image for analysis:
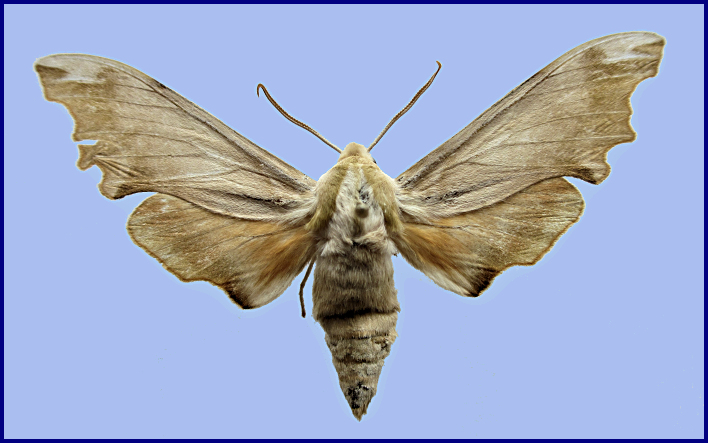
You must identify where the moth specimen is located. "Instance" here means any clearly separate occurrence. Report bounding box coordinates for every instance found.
[35,31,664,420]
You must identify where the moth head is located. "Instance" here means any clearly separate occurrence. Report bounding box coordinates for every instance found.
[338,142,375,164]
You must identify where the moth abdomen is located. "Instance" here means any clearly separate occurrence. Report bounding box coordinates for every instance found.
[316,308,398,421]
[325,325,397,420]
[312,197,399,421]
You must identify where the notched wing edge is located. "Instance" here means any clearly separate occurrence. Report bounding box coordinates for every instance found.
[34,55,317,202]
[396,32,666,190]
[33,63,107,182]
[466,190,586,298]
[395,178,586,298]
[126,194,318,310]
[125,208,253,310]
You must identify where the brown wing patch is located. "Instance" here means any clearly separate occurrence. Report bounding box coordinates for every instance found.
[394,178,585,297]
[128,194,316,309]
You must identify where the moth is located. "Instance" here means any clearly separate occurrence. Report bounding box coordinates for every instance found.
[35,31,664,420]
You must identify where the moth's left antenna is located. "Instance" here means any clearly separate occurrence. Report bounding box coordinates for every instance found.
[257,84,342,154]
[368,61,442,152]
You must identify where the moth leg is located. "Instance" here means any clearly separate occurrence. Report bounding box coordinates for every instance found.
[298,257,316,318]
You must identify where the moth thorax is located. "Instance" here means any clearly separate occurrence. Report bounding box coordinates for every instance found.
[355,202,369,218]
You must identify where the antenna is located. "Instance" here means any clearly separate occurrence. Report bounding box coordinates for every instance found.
[368,61,442,152]
[257,84,341,153]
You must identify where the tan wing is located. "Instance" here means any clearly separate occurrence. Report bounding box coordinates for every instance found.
[35,54,315,222]
[127,194,316,309]
[36,54,318,307]
[396,32,665,219]
[393,178,584,297]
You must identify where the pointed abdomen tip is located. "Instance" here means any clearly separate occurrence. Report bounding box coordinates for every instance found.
[345,381,375,420]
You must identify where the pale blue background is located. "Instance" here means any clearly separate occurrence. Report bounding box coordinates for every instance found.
[4,4,704,438]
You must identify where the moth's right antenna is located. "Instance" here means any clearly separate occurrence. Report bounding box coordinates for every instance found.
[368,61,442,152]
[257,84,342,154]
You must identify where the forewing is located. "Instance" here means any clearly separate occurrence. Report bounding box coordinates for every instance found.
[393,178,584,296]
[35,54,315,222]
[397,32,665,219]
[128,194,317,308]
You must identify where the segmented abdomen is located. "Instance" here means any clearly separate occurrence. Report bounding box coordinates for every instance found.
[312,247,399,420]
